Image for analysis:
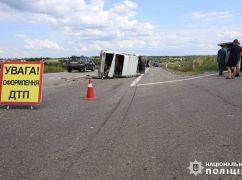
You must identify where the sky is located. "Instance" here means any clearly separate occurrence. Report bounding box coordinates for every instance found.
[0,0,242,58]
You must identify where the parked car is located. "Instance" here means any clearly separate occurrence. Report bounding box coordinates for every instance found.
[67,56,95,72]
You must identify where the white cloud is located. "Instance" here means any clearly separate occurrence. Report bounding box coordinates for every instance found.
[0,48,31,57]
[25,39,64,51]
[189,11,237,22]
[157,27,242,54]
[17,35,64,51]
[0,0,156,54]
[222,30,242,39]
[0,1,241,56]
[111,0,137,16]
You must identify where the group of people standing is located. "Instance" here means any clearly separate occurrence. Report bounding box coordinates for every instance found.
[217,39,242,79]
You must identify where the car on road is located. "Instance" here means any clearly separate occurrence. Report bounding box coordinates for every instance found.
[153,61,160,67]
[67,56,95,72]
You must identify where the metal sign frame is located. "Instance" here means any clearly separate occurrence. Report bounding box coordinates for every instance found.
[0,61,44,105]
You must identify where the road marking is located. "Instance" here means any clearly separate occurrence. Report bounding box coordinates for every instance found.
[130,75,143,87]
[137,73,217,87]
[130,68,150,87]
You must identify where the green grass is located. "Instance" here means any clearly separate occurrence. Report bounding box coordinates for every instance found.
[45,59,59,63]
[160,56,217,75]
[44,65,66,73]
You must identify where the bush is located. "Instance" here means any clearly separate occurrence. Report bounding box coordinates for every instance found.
[90,56,100,70]
[165,56,217,75]
[167,63,179,70]
[177,60,193,72]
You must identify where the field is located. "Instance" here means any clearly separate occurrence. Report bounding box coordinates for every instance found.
[43,57,100,73]
[19,55,218,74]
[149,56,218,75]
[43,59,67,73]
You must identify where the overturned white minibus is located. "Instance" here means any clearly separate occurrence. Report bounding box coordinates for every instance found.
[98,50,146,79]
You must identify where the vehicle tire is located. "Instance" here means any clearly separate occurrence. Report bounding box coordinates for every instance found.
[78,69,82,72]
[83,66,87,72]
[91,66,95,71]
[67,68,72,72]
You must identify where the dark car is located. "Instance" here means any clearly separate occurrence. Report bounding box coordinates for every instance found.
[153,61,160,67]
[67,56,95,72]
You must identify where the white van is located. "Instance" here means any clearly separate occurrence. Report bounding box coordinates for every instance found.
[98,50,145,79]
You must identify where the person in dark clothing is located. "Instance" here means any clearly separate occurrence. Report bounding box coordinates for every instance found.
[235,43,242,77]
[226,39,242,79]
[217,44,227,76]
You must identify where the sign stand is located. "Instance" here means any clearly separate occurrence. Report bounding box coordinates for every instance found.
[0,104,7,108]
[5,105,34,110]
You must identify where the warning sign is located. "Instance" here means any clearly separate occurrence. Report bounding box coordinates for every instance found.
[0,62,44,105]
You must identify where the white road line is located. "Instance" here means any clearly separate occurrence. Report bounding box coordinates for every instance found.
[145,67,150,73]
[130,68,150,87]
[137,73,217,87]
[130,75,143,87]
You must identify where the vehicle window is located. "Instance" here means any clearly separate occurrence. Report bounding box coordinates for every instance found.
[80,57,86,63]
[70,56,80,62]
[86,57,90,63]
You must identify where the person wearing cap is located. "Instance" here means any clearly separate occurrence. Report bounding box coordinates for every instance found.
[217,44,227,76]
[226,39,242,79]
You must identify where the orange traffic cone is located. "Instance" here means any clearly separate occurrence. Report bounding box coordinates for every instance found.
[84,80,96,100]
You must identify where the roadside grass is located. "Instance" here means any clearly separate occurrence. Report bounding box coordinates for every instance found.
[90,56,100,70]
[26,57,99,73]
[44,64,66,73]
[160,56,217,75]
[45,59,59,63]
[43,59,67,73]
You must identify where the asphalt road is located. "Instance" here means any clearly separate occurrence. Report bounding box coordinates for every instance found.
[1,68,242,180]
